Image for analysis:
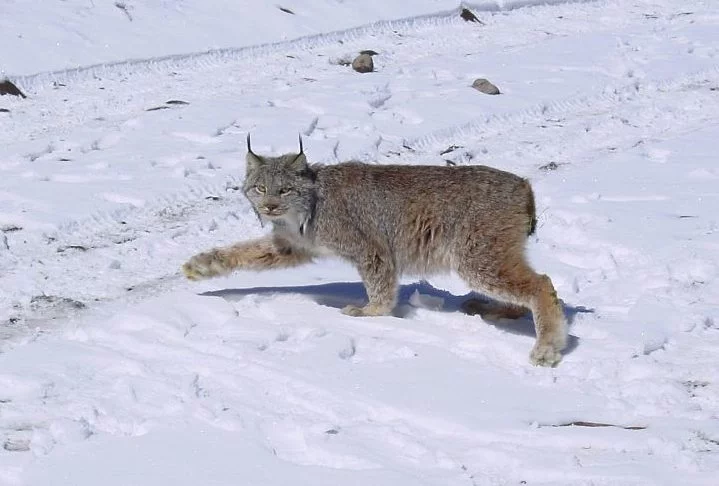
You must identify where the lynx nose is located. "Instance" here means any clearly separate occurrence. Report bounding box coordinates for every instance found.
[262,203,280,214]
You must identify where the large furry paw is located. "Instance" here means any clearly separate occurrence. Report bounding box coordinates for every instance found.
[529,342,563,367]
[341,304,391,317]
[182,251,227,281]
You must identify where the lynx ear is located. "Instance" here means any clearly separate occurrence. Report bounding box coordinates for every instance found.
[287,152,308,172]
[246,151,265,172]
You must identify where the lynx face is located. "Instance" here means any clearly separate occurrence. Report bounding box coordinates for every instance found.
[242,151,315,230]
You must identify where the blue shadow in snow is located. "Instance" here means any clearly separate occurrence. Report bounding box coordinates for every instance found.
[202,280,592,354]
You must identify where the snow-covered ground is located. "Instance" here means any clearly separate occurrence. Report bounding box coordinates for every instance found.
[1,0,718,484]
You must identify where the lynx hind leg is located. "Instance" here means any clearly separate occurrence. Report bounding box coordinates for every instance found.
[183,236,312,280]
[459,257,567,367]
[526,275,568,367]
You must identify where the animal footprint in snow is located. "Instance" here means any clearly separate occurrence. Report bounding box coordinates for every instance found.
[338,338,356,360]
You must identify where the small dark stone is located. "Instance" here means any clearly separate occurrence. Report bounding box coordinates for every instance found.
[115,2,133,21]
[440,144,463,155]
[0,108,9,113]
[56,244,89,253]
[351,53,374,73]
[146,105,170,111]
[472,78,500,95]
[0,80,26,98]
[460,8,483,24]
[539,161,560,171]
[165,99,189,105]
[278,6,295,14]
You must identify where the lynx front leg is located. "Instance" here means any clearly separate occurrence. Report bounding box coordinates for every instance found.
[182,235,312,280]
[342,251,397,317]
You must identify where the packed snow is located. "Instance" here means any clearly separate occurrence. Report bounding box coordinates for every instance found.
[1,0,718,484]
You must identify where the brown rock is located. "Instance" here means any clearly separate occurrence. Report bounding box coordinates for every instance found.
[472,78,500,95]
[352,53,374,73]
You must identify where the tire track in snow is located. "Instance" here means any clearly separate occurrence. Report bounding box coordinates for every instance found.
[0,296,670,482]
[2,0,610,334]
[8,0,598,92]
[35,65,719,249]
[3,3,718,482]
[0,0,709,347]
[2,65,718,351]
[4,288,712,483]
[400,66,719,155]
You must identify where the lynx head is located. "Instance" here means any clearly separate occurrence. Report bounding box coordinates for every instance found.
[242,134,316,230]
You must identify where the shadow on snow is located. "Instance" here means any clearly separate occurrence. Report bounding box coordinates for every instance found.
[202,280,592,355]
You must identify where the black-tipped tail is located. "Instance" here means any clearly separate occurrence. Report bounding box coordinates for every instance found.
[526,182,537,236]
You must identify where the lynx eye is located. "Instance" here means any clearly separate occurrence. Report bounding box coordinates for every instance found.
[279,188,293,196]
[255,184,266,194]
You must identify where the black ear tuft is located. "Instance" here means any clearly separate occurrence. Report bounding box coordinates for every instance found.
[286,134,307,172]
[245,133,265,172]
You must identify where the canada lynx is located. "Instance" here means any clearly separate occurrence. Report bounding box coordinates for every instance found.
[183,136,568,366]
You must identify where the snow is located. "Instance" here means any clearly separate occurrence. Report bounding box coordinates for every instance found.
[24,422,416,486]
[0,0,459,76]
[1,0,719,485]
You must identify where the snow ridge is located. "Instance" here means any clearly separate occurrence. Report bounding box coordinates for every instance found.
[9,0,598,92]
[46,65,719,250]
[406,66,719,152]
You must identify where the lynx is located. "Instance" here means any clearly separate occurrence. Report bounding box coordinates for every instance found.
[183,136,568,366]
